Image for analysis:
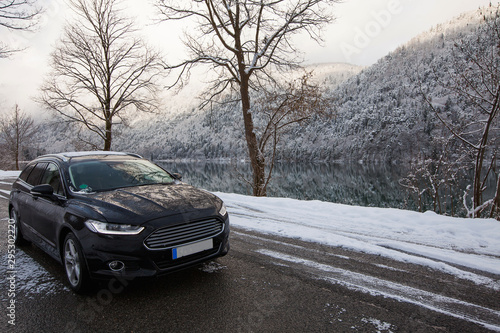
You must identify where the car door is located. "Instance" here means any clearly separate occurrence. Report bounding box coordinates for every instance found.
[16,162,48,239]
[29,162,67,250]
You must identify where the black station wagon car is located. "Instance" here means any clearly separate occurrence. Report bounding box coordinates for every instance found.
[9,152,230,292]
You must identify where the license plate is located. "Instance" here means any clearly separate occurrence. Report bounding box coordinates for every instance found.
[172,239,213,259]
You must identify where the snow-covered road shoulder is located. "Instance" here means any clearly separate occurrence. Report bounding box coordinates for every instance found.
[215,192,500,281]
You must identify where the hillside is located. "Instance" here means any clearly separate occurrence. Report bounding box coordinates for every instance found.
[274,9,487,163]
[113,62,362,160]
[34,8,489,164]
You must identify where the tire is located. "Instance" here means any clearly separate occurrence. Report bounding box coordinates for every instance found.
[63,233,91,293]
[10,209,30,246]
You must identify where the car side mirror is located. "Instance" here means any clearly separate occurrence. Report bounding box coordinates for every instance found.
[172,173,182,181]
[30,184,54,197]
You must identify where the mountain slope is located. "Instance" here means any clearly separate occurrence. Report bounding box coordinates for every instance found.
[275,9,487,163]
[35,8,489,165]
[113,62,363,160]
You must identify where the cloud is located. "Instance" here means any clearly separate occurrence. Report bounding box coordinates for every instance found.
[302,0,493,65]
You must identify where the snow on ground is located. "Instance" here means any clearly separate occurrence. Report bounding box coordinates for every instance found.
[214,192,500,286]
[0,170,22,178]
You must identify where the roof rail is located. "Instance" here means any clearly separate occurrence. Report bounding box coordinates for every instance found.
[38,151,143,161]
[124,152,143,159]
[37,153,70,162]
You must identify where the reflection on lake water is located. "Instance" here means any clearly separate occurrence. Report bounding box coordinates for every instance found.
[158,161,413,210]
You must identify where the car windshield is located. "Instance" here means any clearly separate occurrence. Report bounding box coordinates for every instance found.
[68,159,175,192]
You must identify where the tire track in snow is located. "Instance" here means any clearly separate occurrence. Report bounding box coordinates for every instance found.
[229,208,500,289]
[257,248,500,332]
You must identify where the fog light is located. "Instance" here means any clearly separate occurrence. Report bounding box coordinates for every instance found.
[109,261,125,271]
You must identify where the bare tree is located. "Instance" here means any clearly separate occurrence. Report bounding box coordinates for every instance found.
[422,4,500,218]
[157,0,338,196]
[241,72,332,194]
[0,0,42,57]
[0,104,38,169]
[399,138,469,216]
[39,0,162,151]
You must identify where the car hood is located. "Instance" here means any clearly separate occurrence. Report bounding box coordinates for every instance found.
[75,183,221,224]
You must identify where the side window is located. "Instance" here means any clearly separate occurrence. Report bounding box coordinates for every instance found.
[25,163,48,186]
[40,163,64,196]
[19,164,35,182]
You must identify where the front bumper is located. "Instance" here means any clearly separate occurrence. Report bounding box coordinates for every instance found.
[79,216,230,280]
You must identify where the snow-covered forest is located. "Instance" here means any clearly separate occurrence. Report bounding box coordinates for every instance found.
[26,8,492,165]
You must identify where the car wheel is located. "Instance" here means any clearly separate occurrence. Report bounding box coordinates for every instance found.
[10,209,30,246]
[63,233,90,293]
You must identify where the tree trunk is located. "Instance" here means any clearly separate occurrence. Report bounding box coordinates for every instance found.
[473,164,482,218]
[240,76,266,196]
[490,174,500,220]
[104,119,112,151]
[15,106,20,170]
[472,91,499,217]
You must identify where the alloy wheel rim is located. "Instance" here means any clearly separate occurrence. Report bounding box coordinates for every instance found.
[64,239,81,287]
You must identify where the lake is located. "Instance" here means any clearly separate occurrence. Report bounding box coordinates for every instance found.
[157,161,417,211]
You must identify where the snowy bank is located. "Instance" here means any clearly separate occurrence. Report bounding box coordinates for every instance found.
[215,192,500,281]
[0,170,22,178]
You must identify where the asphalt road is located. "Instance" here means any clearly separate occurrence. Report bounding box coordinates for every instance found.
[0,176,499,332]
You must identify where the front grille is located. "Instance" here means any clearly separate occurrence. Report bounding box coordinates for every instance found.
[144,218,224,250]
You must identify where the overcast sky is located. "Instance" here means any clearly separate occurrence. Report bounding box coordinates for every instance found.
[0,0,494,116]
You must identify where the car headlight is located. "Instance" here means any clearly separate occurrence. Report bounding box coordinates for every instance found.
[219,203,228,217]
[85,220,144,235]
